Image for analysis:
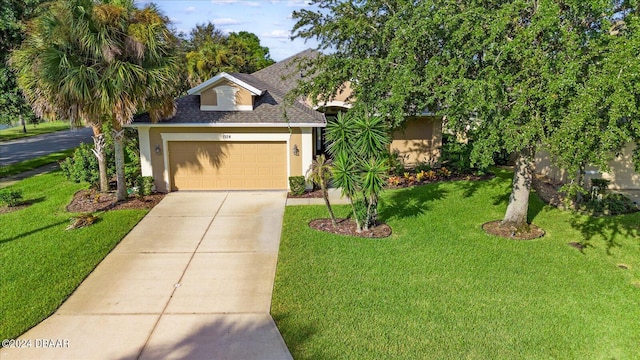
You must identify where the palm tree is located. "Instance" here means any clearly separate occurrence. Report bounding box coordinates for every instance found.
[11,0,180,200]
[10,0,110,192]
[186,41,233,88]
[306,154,338,227]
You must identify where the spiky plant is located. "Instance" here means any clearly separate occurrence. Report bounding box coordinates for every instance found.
[306,154,338,228]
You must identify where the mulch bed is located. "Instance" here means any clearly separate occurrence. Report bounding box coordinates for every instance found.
[532,175,566,209]
[66,189,165,213]
[309,218,392,238]
[482,220,545,240]
[287,189,324,198]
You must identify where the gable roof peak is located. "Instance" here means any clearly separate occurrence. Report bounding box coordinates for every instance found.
[187,72,265,96]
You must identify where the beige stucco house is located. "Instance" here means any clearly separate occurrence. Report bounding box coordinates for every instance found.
[536,143,640,191]
[129,50,442,192]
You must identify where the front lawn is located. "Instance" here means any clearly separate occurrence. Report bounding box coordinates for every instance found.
[0,121,70,142]
[0,172,147,340]
[272,170,640,359]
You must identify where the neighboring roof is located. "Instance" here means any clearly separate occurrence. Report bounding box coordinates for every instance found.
[252,48,320,95]
[132,49,324,127]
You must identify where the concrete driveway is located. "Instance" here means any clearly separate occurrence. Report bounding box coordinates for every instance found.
[0,191,292,360]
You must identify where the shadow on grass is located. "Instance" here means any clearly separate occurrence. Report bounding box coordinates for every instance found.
[272,312,320,360]
[569,212,640,254]
[0,220,67,245]
[115,314,315,360]
[379,182,446,222]
[24,196,46,206]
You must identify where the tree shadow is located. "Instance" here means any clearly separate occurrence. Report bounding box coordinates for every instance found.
[23,196,46,205]
[379,182,446,222]
[568,212,639,254]
[0,220,68,245]
[116,313,318,360]
[170,142,230,190]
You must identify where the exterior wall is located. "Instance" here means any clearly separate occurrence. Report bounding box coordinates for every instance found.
[535,143,640,190]
[289,128,303,178]
[601,143,640,189]
[199,79,253,108]
[200,87,217,106]
[534,150,570,184]
[390,116,443,166]
[307,81,354,108]
[146,127,304,192]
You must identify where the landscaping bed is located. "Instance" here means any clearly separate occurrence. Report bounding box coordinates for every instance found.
[532,174,639,216]
[309,218,392,238]
[66,189,164,212]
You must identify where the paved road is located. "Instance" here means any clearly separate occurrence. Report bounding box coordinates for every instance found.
[0,191,293,360]
[0,127,93,166]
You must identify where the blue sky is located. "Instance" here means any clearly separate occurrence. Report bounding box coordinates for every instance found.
[135,0,320,61]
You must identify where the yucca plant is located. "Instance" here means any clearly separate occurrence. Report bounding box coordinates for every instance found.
[324,110,390,231]
[306,154,338,227]
[331,151,362,232]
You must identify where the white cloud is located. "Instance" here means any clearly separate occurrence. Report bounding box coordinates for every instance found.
[212,18,242,26]
[211,0,238,4]
[263,29,291,39]
[184,6,196,14]
[170,17,183,25]
[286,0,312,7]
[247,1,261,7]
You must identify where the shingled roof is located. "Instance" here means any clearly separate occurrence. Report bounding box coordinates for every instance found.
[132,49,324,126]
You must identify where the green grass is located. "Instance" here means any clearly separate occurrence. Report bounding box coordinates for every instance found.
[272,169,640,359]
[0,149,75,178]
[0,172,147,340]
[0,121,71,142]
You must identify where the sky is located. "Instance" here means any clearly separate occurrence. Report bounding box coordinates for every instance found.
[134,0,320,61]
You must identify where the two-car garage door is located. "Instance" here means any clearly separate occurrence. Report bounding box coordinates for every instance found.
[168,141,287,191]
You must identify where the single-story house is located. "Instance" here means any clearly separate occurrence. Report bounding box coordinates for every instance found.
[536,143,640,191]
[129,49,442,192]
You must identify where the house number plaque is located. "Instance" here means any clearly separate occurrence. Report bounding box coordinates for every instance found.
[222,134,232,140]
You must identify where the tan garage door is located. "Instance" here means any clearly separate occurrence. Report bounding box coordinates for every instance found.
[169,141,287,190]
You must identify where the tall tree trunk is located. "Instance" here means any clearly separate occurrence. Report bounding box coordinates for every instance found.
[90,124,109,192]
[20,115,26,133]
[501,146,534,233]
[112,126,127,201]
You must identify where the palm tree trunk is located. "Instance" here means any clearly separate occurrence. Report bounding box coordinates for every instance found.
[349,198,362,233]
[90,124,109,192]
[501,147,534,233]
[112,127,127,201]
[321,185,338,227]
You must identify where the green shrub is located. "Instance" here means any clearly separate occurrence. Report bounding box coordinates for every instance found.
[415,161,432,173]
[289,176,306,196]
[60,127,141,189]
[385,150,406,176]
[440,133,476,173]
[141,176,154,196]
[0,189,24,207]
[59,142,104,186]
[590,178,611,193]
[581,193,638,216]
